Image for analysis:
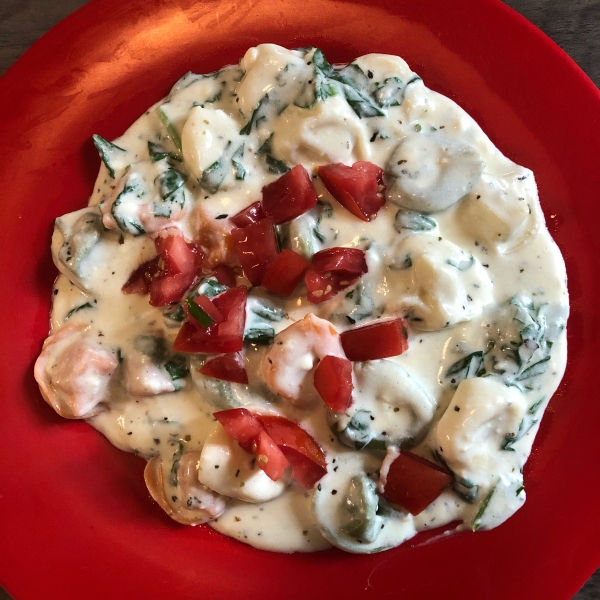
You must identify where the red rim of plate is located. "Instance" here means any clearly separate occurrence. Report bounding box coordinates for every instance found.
[0,0,599,599]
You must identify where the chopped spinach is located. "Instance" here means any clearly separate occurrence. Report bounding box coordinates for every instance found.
[65,301,94,320]
[185,297,215,327]
[111,180,146,236]
[148,141,171,162]
[157,104,182,152]
[231,143,246,180]
[372,75,422,108]
[169,440,185,487]
[305,49,385,118]
[257,134,289,174]
[164,356,189,380]
[471,486,496,532]
[446,254,475,271]
[446,351,485,384]
[394,211,437,232]
[92,134,126,179]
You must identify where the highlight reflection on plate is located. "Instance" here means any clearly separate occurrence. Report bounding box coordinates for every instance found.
[0,1,599,599]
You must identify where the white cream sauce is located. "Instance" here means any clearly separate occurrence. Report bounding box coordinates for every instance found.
[35,44,569,554]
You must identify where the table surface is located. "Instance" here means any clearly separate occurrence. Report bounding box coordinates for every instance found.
[0,1,598,599]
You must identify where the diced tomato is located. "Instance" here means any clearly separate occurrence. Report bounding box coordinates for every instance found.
[258,415,327,489]
[173,286,247,353]
[230,201,266,228]
[261,165,318,224]
[214,408,263,453]
[121,257,160,295]
[382,452,453,515]
[213,409,327,488]
[155,228,197,276]
[341,318,409,361]
[186,240,205,276]
[231,218,279,286]
[148,229,198,307]
[305,247,368,304]
[310,247,368,274]
[184,294,224,326]
[254,430,290,481]
[211,264,237,288]
[214,408,290,481]
[261,249,309,297]
[318,161,385,221]
[313,355,353,412]
[199,352,249,384]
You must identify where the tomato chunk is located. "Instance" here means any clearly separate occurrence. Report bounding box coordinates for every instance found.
[155,228,196,276]
[313,355,353,412]
[305,247,368,304]
[341,318,409,361]
[214,408,290,481]
[231,218,279,286]
[318,161,385,221]
[122,257,160,295]
[258,415,327,489]
[199,352,248,384]
[261,165,318,224]
[382,452,453,515]
[230,201,266,228]
[148,229,198,307]
[173,286,247,353]
[261,249,309,297]
[211,264,237,288]
[214,408,263,453]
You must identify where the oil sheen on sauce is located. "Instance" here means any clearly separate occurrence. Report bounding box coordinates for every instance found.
[35,44,569,554]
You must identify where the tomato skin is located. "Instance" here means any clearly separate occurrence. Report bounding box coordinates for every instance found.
[254,430,290,481]
[341,318,409,361]
[230,201,266,228]
[147,229,199,307]
[211,264,237,288]
[213,409,327,488]
[382,452,453,515]
[231,218,279,286]
[154,228,197,276]
[261,165,318,224]
[258,415,327,489]
[261,249,309,297]
[122,257,160,295]
[199,352,248,384]
[313,355,353,412]
[318,161,385,221]
[310,247,368,274]
[305,247,368,304]
[214,408,263,453]
[122,229,200,303]
[173,286,247,353]
[213,408,290,481]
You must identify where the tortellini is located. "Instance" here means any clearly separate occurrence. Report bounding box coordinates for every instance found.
[457,170,541,253]
[52,207,105,294]
[197,423,290,503]
[386,234,493,330]
[272,96,371,167]
[385,133,484,213]
[181,106,242,181]
[330,359,436,449]
[436,377,528,487]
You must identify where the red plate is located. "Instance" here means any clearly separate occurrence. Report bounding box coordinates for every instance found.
[0,0,599,598]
